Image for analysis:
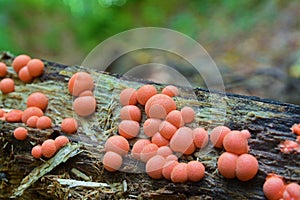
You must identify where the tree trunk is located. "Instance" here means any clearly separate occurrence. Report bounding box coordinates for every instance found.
[0,52,299,199]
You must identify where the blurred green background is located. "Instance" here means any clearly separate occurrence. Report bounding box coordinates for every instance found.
[0,0,300,104]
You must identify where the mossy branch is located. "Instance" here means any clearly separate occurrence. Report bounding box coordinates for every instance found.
[0,52,299,199]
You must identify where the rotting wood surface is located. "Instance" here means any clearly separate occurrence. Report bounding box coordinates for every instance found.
[0,52,299,199]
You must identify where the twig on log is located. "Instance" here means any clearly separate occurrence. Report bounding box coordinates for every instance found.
[10,143,83,198]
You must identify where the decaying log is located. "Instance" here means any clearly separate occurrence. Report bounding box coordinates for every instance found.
[0,51,299,199]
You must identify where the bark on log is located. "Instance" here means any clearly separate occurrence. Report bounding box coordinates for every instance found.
[0,52,299,199]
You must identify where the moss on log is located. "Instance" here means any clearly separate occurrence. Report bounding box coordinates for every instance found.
[0,52,299,199]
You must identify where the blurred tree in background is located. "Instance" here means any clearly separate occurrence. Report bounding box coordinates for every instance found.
[0,0,300,104]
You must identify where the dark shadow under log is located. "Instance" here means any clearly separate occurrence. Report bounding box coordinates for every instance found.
[0,52,299,199]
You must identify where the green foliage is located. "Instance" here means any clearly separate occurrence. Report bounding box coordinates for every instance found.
[0,0,286,61]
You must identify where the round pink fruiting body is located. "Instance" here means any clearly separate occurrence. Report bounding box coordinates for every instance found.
[143,118,162,137]
[118,120,140,139]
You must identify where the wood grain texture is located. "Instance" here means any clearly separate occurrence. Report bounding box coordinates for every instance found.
[0,52,299,199]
